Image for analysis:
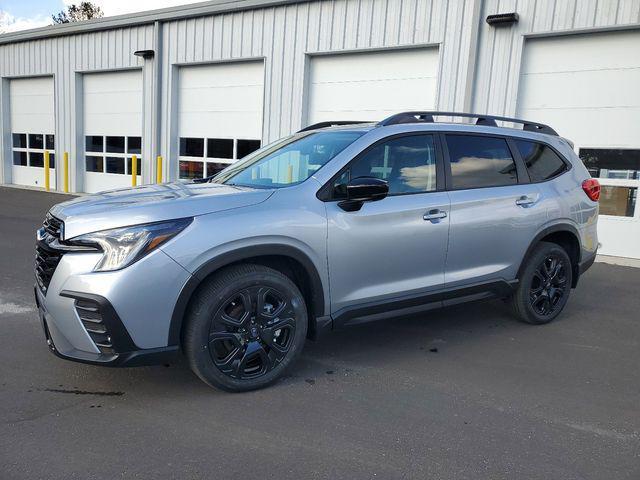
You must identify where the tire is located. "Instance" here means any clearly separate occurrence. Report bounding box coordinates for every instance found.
[183,264,308,392]
[511,241,573,325]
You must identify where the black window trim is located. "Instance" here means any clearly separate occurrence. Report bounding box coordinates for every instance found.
[316,132,446,201]
[441,132,525,191]
[440,131,572,191]
[511,137,572,185]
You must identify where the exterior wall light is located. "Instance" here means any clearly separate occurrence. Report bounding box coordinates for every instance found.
[133,50,155,59]
[486,13,519,26]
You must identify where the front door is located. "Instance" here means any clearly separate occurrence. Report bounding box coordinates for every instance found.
[325,133,450,317]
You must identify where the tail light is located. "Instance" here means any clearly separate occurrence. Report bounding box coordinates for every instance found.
[582,178,601,202]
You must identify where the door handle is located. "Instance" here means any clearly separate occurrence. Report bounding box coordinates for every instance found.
[423,209,447,221]
[515,195,536,207]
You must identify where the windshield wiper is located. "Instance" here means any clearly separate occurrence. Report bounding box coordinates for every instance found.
[192,175,216,183]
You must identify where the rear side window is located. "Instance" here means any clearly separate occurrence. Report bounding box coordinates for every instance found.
[446,135,517,189]
[516,140,567,182]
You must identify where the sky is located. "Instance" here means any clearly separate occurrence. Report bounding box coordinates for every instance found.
[0,0,203,33]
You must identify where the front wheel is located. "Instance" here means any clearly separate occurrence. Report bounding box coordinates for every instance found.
[184,264,308,392]
[511,242,573,325]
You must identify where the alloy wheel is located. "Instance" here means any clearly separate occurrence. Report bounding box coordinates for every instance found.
[208,286,296,380]
[529,255,568,316]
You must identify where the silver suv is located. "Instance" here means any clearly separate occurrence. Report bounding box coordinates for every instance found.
[35,112,600,392]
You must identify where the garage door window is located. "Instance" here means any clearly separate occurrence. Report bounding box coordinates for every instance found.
[85,135,141,176]
[179,137,262,180]
[12,132,55,168]
[579,148,639,218]
[579,149,640,180]
[599,185,637,217]
[446,135,517,189]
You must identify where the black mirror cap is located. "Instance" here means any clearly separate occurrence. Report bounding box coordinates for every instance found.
[338,176,389,211]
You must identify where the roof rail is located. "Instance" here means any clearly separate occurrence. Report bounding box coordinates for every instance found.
[377,111,558,136]
[298,121,372,133]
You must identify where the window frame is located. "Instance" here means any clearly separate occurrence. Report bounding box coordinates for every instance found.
[441,132,526,191]
[84,135,141,176]
[178,136,262,180]
[11,132,55,169]
[578,147,640,181]
[578,146,640,221]
[511,137,571,184]
[316,132,446,202]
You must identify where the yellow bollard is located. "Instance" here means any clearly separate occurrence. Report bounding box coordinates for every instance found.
[131,154,137,187]
[63,152,69,193]
[156,156,163,184]
[44,150,50,191]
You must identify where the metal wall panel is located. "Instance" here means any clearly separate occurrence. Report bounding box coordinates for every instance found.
[0,25,153,189]
[472,0,640,118]
[159,0,483,180]
[1,0,638,190]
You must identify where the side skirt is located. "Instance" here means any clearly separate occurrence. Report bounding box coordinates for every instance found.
[331,279,518,329]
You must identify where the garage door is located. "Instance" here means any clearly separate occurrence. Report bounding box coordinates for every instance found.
[10,77,56,189]
[83,70,143,194]
[307,48,439,125]
[178,61,264,180]
[517,30,640,259]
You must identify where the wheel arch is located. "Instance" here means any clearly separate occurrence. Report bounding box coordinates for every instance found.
[168,244,328,346]
[517,223,582,288]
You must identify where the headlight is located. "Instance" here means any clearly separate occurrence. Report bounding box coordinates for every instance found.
[69,218,192,272]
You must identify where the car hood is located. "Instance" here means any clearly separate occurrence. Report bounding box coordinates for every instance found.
[50,182,275,239]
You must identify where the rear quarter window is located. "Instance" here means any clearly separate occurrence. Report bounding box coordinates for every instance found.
[516,140,567,182]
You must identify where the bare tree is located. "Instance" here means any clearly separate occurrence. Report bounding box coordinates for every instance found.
[52,2,104,24]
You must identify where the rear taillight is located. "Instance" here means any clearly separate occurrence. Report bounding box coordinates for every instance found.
[582,178,601,202]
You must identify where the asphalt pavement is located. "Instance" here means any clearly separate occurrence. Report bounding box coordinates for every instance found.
[0,185,639,480]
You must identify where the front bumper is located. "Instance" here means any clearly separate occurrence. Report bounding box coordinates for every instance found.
[34,247,191,367]
[35,287,180,367]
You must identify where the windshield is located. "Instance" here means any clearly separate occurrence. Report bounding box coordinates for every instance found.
[212,130,365,188]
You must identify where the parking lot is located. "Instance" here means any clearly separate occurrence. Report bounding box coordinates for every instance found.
[0,185,639,479]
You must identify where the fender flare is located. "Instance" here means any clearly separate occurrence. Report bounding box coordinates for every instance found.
[167,244,326,346]
[516,222,582,282]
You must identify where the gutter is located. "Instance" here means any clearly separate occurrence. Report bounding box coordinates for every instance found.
[0,0,309,46]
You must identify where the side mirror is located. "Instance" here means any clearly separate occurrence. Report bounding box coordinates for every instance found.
[338,176,389,212]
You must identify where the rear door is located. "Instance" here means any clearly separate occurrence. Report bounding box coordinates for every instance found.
[443,133,545,290]
[325,133,450,316]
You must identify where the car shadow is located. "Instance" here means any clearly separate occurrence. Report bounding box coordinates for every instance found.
[65,298,535,395]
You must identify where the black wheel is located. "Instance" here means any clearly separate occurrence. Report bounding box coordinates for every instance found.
[511,241,573,325]
[184,264,308,392]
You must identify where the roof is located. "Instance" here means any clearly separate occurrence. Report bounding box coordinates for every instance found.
[0,0,307,45]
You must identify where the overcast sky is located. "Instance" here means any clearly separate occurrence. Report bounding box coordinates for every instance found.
[0,0,204,33]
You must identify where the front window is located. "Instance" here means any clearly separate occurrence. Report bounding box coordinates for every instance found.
[333,134,438,197]
[213,130,364,188]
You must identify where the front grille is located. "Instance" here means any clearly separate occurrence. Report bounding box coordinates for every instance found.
[43,213,63,238]
[35,214,65,294]
[75,298,115,355]
[35,243,63,294]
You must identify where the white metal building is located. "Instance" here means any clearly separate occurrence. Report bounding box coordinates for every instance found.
[0,0,638,258]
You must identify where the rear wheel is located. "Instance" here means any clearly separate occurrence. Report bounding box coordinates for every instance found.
[512,242,573,325]
[184,264,308,392]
